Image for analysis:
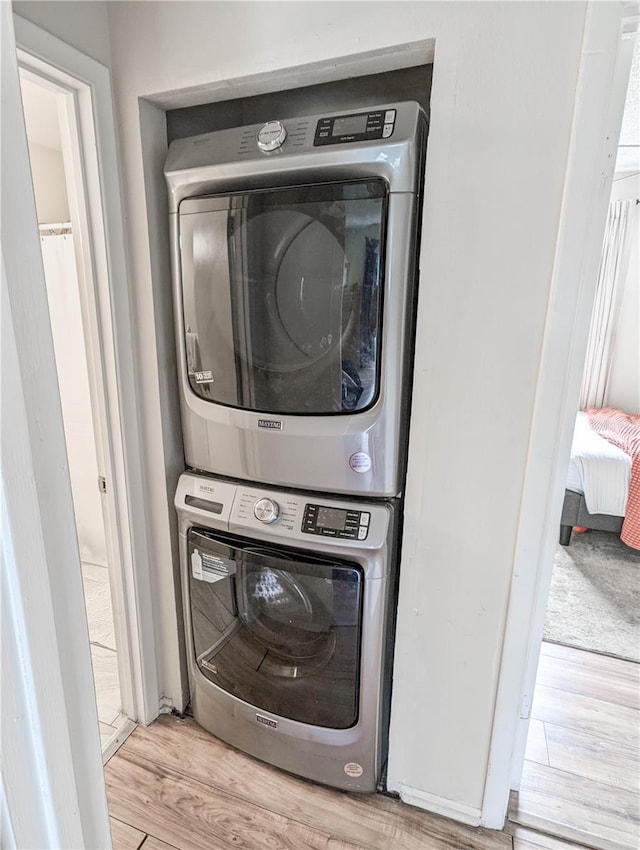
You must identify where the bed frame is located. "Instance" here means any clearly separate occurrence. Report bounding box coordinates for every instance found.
[559,489,624,546]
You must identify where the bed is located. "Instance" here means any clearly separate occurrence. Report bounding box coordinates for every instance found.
[560,411,632,546]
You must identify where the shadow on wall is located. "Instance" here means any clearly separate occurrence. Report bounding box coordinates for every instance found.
[166,64,433,143]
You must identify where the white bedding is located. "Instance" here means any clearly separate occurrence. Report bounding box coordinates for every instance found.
[566,411,631,516]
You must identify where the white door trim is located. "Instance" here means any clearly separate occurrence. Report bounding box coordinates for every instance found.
[1,6,110,846]
[14,13,161,726]
[20,63,140,720]
[481,2,634,827]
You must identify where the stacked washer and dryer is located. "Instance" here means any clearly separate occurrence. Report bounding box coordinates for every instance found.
[165,102,427,792]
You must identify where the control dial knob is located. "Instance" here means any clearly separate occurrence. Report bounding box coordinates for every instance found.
[257,120,287,152]
[253,497,280,524]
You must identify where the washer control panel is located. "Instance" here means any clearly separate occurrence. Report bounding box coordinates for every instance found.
[233,487,300,532]
[177,474,388,551]
[314,108,396,146]
[256,120,287,152]
[253,497,280,524]
[302,503,370,540]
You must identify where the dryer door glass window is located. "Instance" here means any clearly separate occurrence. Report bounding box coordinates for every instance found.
[179,180,387,414]
[187,528,363,729]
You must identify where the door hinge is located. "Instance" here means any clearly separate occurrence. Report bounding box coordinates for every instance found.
[98,476,107,494]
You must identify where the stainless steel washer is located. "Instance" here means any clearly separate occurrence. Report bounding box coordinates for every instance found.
[175,472,398,792]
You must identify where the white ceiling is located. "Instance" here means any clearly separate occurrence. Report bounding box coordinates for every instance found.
[20,75,63,152]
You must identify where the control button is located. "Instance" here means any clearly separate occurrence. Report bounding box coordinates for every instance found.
[358,526,368,540]
[382,124,394,138]
[384,109,396,123]
[359,512,370,527]
[253,498,280,524]
[257,120,287,152]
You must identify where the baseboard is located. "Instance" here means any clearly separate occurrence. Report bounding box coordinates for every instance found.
[398,784,483,827]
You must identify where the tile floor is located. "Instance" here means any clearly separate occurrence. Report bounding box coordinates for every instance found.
[81,560,124,747]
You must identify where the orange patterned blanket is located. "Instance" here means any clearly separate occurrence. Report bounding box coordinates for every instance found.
[587,408,640,550]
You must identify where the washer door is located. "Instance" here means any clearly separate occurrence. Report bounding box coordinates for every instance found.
[179,180,386,414]
[236,551,335,664]
[187,528,363,729]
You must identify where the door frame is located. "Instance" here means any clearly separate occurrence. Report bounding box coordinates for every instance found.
[2,5,112,846]
[482,4,636,825]
[14,13,161,727]
[19,64,139,735]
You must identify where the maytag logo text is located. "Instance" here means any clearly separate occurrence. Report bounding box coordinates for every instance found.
[256,714,278,729]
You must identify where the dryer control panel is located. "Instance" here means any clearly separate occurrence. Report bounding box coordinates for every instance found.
[314,108,396,146]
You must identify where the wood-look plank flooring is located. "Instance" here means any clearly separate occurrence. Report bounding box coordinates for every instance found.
[109,817,145,850]
[106,642,638,850]
[510,826,597,850]
[106,713,513,850]
[508,643,640,850]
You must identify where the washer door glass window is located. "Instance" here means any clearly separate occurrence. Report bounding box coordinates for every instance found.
[179,180,387,414]
[187,528,363,729]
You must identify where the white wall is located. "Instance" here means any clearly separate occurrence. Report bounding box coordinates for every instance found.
[26,142,69,223]
[9,0,624,826]
[605,173,640,413]
[12,0,111,66]
[2,7,111,844]
[102,0,598,822]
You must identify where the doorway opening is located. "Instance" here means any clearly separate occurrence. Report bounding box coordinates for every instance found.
[18,65,135,760]
[509,33,639,850]
[547,29,639,656]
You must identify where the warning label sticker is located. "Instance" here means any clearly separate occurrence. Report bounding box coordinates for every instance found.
[191,548,236,583]
[348,452,372,474]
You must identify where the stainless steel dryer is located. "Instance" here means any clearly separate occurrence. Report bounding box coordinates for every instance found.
[165,102,427,498]
[175,472,398,792]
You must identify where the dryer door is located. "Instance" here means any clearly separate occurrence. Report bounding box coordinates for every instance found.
[187,527,363,729]
[178,180,387,415]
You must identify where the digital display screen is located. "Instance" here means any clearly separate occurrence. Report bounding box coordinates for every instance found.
[316,507,348,530]
[332,115,367,137]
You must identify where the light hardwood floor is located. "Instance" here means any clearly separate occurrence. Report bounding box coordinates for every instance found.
[508,643,640,850]
[105,643,638,850]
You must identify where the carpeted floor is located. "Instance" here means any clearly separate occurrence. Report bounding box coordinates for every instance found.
[544,529,640,663]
